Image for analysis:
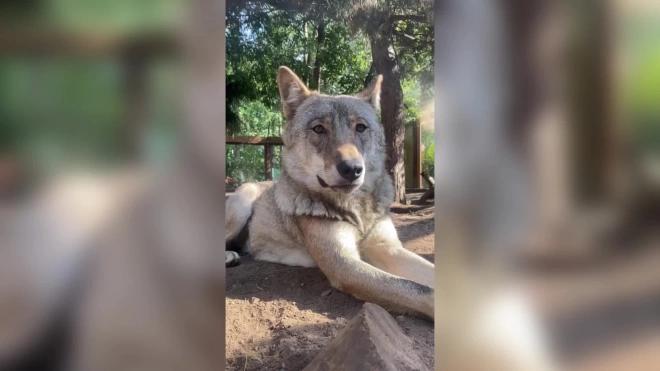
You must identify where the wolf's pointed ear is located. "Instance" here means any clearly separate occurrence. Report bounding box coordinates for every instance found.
[278,66,310,121]
[356,75,383,111]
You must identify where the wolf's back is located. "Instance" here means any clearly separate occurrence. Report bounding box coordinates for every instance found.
[225,181,274,250]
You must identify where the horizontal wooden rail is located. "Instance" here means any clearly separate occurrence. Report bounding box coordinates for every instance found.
[0,27,177,57]
[226,136,283,145]
[226,136,283,180]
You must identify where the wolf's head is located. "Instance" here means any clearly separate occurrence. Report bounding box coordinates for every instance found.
[277,66,385,196]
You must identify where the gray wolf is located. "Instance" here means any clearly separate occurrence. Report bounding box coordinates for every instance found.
[225,66,435,319]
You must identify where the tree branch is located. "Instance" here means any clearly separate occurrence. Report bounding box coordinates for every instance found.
[392,29,433,48]
[390,14,429,24]
[394,30,416,42]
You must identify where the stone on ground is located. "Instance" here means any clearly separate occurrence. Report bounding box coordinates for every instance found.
[303,303,430,371]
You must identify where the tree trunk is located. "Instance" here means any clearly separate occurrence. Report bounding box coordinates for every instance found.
[310,19,325,91]
[363,61,375,88]
[122,53,148,160]
[567,0,613,204]
[368,14,406,203]
[264,144,274,180]
[303,21,311,85]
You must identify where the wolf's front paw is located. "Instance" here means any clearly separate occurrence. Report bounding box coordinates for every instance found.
[226,251,241,267]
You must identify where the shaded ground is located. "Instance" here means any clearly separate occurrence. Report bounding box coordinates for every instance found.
[528,234,660,371]
[225,204,435,371]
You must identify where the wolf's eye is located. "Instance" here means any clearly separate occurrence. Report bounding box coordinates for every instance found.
[356,123,368,133]
[312,125,325,134]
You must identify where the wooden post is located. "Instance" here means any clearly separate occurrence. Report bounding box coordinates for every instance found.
[122,52,148,160]
[264,144,274,180]
[569,0,613,203]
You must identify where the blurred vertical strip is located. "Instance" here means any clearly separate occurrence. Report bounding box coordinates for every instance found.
[180,0,227,367]
[434,0,559,370]
[0,1,227,370]
[435,0,660,370]
[182,0,226,183]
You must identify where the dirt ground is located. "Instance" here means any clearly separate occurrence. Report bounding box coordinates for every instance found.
[225,204,435,371]
[226,200,660,371]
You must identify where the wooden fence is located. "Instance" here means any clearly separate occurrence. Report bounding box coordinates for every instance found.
[226,136,283,182]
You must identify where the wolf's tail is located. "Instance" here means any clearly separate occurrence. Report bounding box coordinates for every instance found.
[225,182,270,253]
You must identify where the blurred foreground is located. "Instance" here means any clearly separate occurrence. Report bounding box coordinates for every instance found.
[1,1,227,370]
[434,1,659,370]
[0,0,658,370]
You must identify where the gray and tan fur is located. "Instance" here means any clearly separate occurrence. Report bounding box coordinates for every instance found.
[226,67,434,319]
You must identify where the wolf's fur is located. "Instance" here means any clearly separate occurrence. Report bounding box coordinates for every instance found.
[225,67,434,319]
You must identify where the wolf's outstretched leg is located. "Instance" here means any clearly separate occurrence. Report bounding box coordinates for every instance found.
[300,217,434,319]
[360,217,435,288]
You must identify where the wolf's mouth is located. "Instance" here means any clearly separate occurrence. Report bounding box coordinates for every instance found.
[317,175,359,192]
[317,176,329,188]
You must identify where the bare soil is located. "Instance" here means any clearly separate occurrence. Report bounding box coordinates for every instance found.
[225,204,435,371]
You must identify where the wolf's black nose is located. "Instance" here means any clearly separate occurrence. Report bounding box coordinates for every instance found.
[337,160,363,181]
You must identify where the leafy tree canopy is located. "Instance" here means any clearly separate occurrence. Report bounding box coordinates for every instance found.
[226,0,434,136]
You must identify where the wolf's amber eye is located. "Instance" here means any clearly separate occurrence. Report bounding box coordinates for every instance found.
[312,125,325,134]
[356,123,367,133]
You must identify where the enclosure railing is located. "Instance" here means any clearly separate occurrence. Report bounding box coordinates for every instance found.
[226,136,283,191]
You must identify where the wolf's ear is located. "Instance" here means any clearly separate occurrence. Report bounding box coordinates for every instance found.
[278,66,310,121]
[356,75,383,111]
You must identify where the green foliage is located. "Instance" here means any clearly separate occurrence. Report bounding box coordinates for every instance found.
[0,0,43,21]
[47,0,183,34]
[226,145,282,186]
[622,15,660,155]
[402,79,423,123]
[318,22,372,95]
[226,3,308,134]
[226,0,435,184]
[0,0,436,186]
[226,145,266,184]
[421,129,434,177]
[143,60,181,166]
[0,1,182,174]
[0,56,181,172]
[225,98,284,183]
[0,58,123,171]
[627,50,660,154]
[233,100,285,136]
[226,2,373,136]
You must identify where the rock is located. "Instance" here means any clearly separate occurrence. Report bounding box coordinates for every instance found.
[303,303,430,371]
[320,289,332,297]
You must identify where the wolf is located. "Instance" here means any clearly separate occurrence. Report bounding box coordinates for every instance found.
[225,66,435,319]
